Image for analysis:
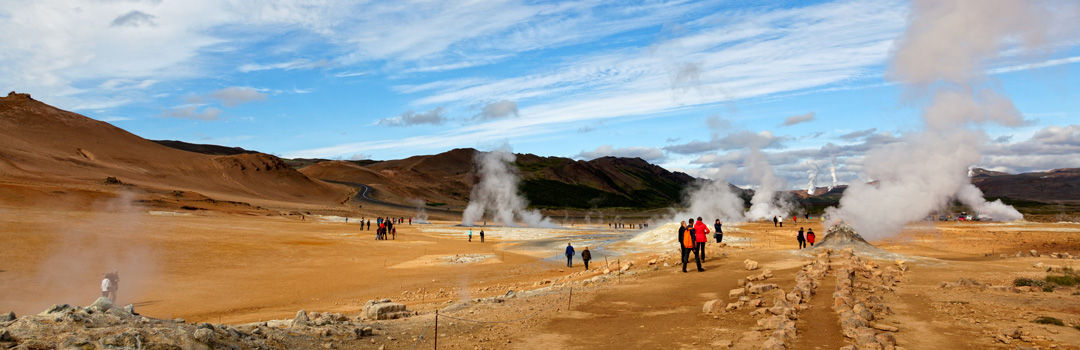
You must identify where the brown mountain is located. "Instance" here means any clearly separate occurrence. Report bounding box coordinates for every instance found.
[296,148,698,209]
[971,168,1080,205]
[151,140,259,156]
[0,92,347,206]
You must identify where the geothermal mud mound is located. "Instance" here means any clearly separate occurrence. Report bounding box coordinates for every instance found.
[814,222,886,253]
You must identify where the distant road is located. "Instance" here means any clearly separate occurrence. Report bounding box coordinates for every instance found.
[321,179,455,213]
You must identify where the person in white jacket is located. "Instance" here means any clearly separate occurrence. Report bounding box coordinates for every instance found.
[101,277,112,300]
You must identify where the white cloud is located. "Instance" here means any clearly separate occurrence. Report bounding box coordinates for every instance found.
[377,107,447,127]
[781,112,816,126]
[161,105,222,121]
[475,100,519,120]
[209,86,267,107]
[110,10,157,27]
[576,145,665,162]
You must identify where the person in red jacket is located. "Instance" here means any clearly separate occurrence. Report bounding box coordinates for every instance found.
[694,216,710,262]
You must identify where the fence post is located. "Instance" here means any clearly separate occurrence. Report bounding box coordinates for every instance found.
[568,288,573,310]
[434,310,438,349]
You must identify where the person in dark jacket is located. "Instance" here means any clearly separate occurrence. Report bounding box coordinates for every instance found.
[686,218,703,272]
[797,227,806,249]
[581,247,592,270]
[773,216,778,227]
[678,221,693,272]
[714,219,723,243]
[565,243,575,267]
[480,229,485,242]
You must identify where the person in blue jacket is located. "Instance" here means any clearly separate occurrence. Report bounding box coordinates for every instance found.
[565,243,576,267]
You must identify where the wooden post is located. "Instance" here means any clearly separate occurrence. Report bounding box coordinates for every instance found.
[434,310,438,349]
[568,287,573,310]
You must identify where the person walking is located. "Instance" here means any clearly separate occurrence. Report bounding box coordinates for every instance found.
[101,276,112,300]
[694,216,710,262]
[684,219,703,272]
[392,227,396,240]
[714,219,723,243]
[678,221,691,272]
[468,229,473,242]
[565,243,575,267]
[807,228,816,246]
[773,216,778,227]
[797,227,806,249]
[581,247,592,270]
[105,270,119,301]
[480,229,485,243]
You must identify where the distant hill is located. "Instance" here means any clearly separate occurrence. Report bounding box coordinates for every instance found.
[0,92,347,206]
[152,140,259,156]
[299,148,701,209]
[972,168,1080,205]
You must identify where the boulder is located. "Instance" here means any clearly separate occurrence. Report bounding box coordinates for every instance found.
[703,299,723,314]
[41,304,74,315]
[729,288,746,299]
[89,297,114,310]
[1029,250,1039,257]
[362,299,409,320]
[193,328,215,344]
[748,283,778,294]
[292,310,310,327]
[744,259,759,270]
[0,311,14,322]
[757,315,786,330]
[762,336,787,350]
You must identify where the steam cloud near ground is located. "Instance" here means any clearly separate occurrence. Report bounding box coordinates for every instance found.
[461,146,557,228]
[825,0,1073,240]
[6,191,159,315]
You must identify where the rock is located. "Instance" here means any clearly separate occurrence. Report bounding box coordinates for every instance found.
[996,334,1011,344]
[876,332,897,347]
[0,311,14,322]
[703,299,723,314]
[854,327,878,346]
[194,328,215,344]
[744,259,759,270]
[363,299,409,320]
[871,323,899,332]
[123,304,137,315]
[0,329,12,342]
[762,336,787,350]
[725,302,741,311]
[757,315,786,330]
[648,259,657,265]
[853,303,874,321]
[729,288,746,299]
[89,297,114,310]
[1033,262,1044,269]
[1030,250,1039,257]
[748,283,778,294]
[41,304,74,315]
[292,310,310,327]
[1000,328,1020,339]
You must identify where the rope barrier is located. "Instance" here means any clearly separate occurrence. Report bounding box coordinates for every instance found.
[407,316,437,350]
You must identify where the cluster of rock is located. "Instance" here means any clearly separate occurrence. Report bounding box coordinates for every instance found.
[832,249,904,350]
[994,326,1059,345]
[936,278,1047,293]
[1014,250,1077,260]
[0,297,398,350]
[1031,261,1073,273]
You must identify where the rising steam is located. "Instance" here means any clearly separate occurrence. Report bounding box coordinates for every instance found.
[743,148,792,220]
[460,146,557,227]
[806,168,818,196]
[679,179,745,222]
[825,0,1069,239]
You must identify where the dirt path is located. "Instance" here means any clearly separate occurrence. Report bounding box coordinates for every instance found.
[791,271,846,350]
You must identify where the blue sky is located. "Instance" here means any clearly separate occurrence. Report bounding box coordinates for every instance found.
[2,0,1078,189]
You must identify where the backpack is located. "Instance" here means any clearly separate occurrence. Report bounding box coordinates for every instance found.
[683,228,695,249]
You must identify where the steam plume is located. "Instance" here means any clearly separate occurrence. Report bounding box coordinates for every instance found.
[828,163,838,192]
[410,198,429,224]
[825,0,1068,239]
[744,148,791,220]
[806,169,818,196]
[460,146,556,227]
[679,179,745,222]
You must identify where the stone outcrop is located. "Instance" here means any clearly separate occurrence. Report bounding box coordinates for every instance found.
[362,299,413,320]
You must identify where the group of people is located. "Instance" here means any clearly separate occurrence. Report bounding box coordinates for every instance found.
[796,227,816,248]
[375,217,396,240]
[564,243,592,269]
[100,270,119,302]
[678,217,722,272]
[467,229,485,242]
[609,223,649,229]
